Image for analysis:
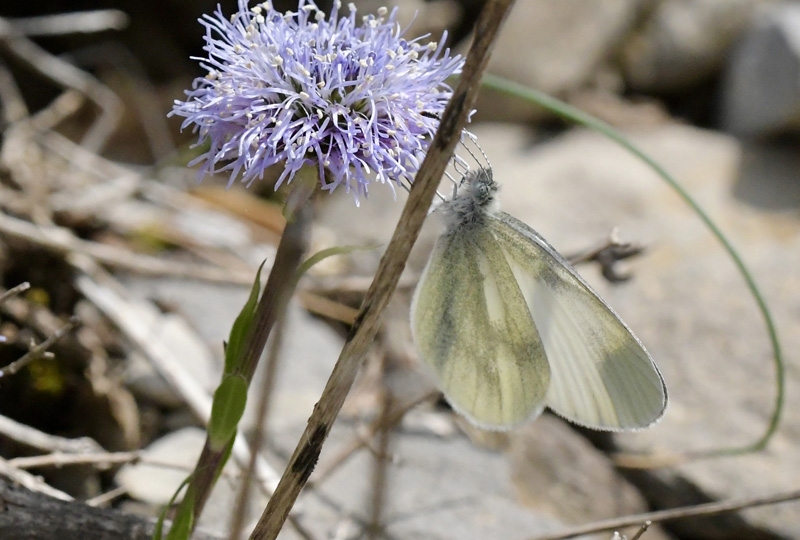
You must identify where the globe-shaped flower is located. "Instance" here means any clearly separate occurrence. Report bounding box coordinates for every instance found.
[171,0,464,203]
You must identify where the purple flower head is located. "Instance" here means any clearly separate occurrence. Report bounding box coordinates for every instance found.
[171,0,464,203]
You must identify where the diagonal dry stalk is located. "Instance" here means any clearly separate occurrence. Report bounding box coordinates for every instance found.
[248,1,518,539]
[529,488,800,540]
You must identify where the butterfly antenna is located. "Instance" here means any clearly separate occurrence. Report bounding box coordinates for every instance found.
[460,130,491,171]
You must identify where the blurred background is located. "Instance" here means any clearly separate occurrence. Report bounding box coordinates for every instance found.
[0,1,798,539]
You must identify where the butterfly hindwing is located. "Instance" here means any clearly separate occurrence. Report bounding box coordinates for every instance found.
[489,212,667,430]
[411,225,550,429]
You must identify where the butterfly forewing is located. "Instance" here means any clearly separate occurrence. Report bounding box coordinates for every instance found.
[489,212,667,430]
[411,226,551,429]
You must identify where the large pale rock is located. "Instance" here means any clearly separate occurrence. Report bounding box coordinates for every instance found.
[473,122,799,539]
[721,2,800,136]
[621,0,769,93]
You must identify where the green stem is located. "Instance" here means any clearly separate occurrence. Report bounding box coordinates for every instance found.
[167,170,316,538]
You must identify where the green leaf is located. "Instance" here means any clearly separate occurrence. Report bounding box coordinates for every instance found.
[208,374,248,450]
[225,261,265,375]
[154,475,192,540]
[164,487,195,540]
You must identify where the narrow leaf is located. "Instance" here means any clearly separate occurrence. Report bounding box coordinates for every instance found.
[225,261,265,374]
[208,374,248,450]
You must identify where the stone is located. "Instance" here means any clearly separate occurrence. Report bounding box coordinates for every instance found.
[620,0,768,93]
[721,2,800,136]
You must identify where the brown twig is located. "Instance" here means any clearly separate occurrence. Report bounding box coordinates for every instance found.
[8,451,141,470]
[565,227,645,283]
[85,486,128,508]
[0,16,122,153]
[247,2,517,538]
[366,361,394,540]
[0,211,253,284]
[0,413,101,454]
[0,315,79,379]
[0,456,72,501]
[629,521,651,540]
[3,10,129,37]
[0,282,31,304]
[311,390,437,486]
[0,59,28,125]
[528,490,800,540]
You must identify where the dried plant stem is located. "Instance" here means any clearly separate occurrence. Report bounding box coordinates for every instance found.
[0,316,78,378]
[0,413,101,454]
[311,390,437,486]
[0,16,122,152]
[248,2,516,539]
[529,489,800,540]
[629,521,651,540]
[0,212,253,284]
[366,380,394,540]
[0,282,31,304]
[0,456,72,501]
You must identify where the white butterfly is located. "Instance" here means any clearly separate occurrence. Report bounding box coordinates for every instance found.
[410,167,667,431]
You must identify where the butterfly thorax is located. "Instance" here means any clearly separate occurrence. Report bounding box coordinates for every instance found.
[441,168,500,231]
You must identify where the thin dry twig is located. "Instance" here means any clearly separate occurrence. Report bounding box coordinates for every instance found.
[0,16,122,153]
[0,413,102,454]
[0,456,72,501]
[0,59,28,125]
[629,521,651,540]
[529,490,800,540]
[8,451,143,470]
[311,391,437,486]
[0,282,31,304]
[3,10,129,37]
[565,227,645,283]
[85,486,128,508]
[0,211,254,284]
[248,2,517,538]
[0,316,79,379]
[366,360,394,540]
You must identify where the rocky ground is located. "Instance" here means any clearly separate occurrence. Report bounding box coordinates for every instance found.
[0,1,798,539]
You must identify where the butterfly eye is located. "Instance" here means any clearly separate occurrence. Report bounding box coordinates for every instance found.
[474,182,492,205]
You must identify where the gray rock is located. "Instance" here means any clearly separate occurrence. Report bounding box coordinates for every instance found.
[509,416,674,540]
[117,427,207,506]
[621,0,768,93]
[721,2,800,136]
[470,122,799,539]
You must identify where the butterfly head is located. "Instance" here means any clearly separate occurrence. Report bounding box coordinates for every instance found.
[442,167,499,229]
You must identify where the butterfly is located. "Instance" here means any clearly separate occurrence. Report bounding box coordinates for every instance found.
[410,167,667,430]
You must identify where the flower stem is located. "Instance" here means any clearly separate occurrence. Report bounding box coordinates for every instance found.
[248,2,517,539]
[184,170,316,528]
